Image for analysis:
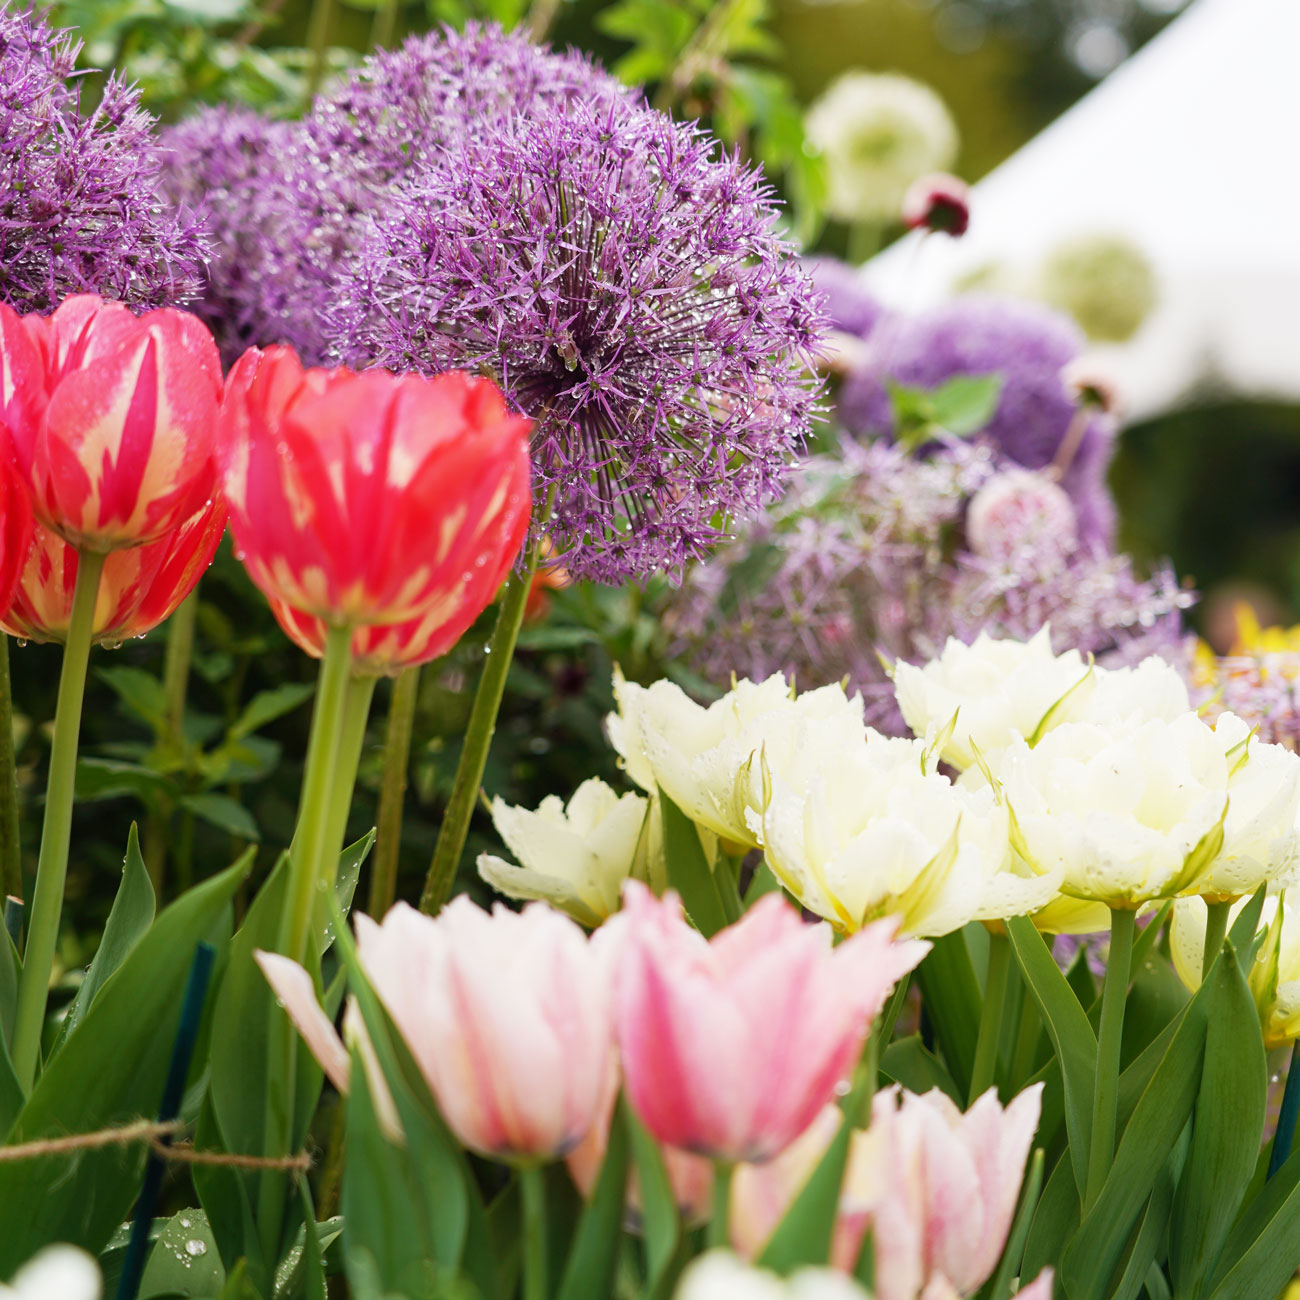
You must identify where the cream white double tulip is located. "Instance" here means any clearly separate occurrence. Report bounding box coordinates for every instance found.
[674,1251,871,1300]
[607,669,867,848]
[477,777,662,926]
[1,1248,100,1300]
[754,732,1053,937]
[893,627,1090,771]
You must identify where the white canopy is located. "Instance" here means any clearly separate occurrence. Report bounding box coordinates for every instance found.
[863,0,1300,422]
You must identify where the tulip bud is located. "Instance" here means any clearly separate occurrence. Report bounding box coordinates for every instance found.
[0,295,222,553]
[901,173,971,237]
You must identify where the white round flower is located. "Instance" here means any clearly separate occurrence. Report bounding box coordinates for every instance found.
[894,626,1091,771]
[2,1247,100,1300]
[477,777,658,926]
[674,1251,870,1300]
[966,469,1078,562]
[607,669,867,848]
[1078,656,1191,726]
[805,71,958,224]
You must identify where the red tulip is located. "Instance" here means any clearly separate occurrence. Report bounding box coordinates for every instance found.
[1,499,226,646]
[218,346,532,633]
[0,453,34,621]
[0,296,222,552]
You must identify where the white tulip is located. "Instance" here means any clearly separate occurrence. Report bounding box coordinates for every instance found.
[674,1251,871,1300]
[477,777,659,926]
[607,669,867,848]
[893,627,1090,771]
[2,1247,100,1300]
[1079,656,1191,726]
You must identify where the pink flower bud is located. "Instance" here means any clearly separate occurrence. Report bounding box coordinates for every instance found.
[901,174,971,237]
[965,468,1078,562]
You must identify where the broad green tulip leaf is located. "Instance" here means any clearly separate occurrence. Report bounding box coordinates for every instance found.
[1169,940,1267,1295]
[138,1208,225,1298]
[1020,1152,1079,1286]
[759,1071,873,1275]
[556,1095,631,1300]
[1203,1144,1300,1300]
[181,792,261,842]
[317,830,375,956]
[0,854,246,1274]
[1005,915,1098,1196]
[1229,884,1268,962]
[625,1107,680,1300]
[915,928,983,1096]
[218,1258,265,1300]
[288,1185,334,1300]
[0,915,18,1050]
[659,789,732,937]
[977,1148,1043,1300]
[1059,958,1220,1298]
[879,1035,962,1104]
[1110,1158,1179,1300]
[229,682,317,741]
[0,1034,21,1135]
[485,1182,522,1300]
[53,823,156,1053]
[192,1092,266,1295]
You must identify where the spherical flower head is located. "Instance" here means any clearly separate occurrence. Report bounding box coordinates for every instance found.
[838,295,1117,546]
[0,296,223,552]
[1061,357,1122,419]
[218,346,532,633]
[607,669,867,848]
[965,468,1078,563]
[477,777,660,927]
[856,1084,1044,1300]
[801,256,886,340]
[1038,232,1158,343]
[354,899,614,1161]
[0,1244,102,1300]
[674,1250,872,1300]
[2,499,225,647]
[901,173,970,237]
[337,100,826,584]
[0,8,205,315]
[805,71,958,225]
[612,882,928,1162]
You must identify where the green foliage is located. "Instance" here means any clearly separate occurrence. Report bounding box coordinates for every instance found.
[888,374,1006,453]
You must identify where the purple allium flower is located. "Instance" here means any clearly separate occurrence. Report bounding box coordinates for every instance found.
[1185,647,1300,752]
[335,100,826,584]
[160,23,630,364]
[670,435,1192,733]
[0,6,205,313]
[802,256,885,339]
[838,294,1116,545]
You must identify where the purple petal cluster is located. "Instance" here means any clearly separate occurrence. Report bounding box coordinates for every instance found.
[0,6,205,313]
[839,294,1116,545]
[670,435,1192,733]
[335,100,826,583]
[159,23,630,364]
[1187,649,1300,752]
[802,256,885,339]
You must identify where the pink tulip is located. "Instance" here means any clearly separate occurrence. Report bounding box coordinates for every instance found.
[614,882,928,1163]
[354,899,613,1161]
[0,295,222,552]
[854,1085,1043,1300]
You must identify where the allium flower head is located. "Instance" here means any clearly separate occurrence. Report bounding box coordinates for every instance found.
[839,295,1117,544]
[0,6,205,313]
[1039,232,1158,343]
[804,71,958,224]
[338,100,825,583]
[901,172,970,236]
[802,256,885,340]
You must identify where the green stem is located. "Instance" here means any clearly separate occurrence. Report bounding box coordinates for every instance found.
[11,549,105,1089]
[306,0,336,98]
[847,220,883,266]
[371,0,401,49]
[1085,907,1136,1210]
[323,674,377,865]
[258,623,354,1263]
[0,635,22,901]
[1202,900,1231,982]
[707,1161,734,1250]
[1011,980,1042,1085]
[969,932,1012,1105]
[520,1164,549,1300]
[525,0,562,41]
[368,666,419,918]
[421,547,540,915]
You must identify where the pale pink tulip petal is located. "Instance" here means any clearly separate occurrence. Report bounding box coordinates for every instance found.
[254,951,349,1095]
[1014,1269,1054,1300]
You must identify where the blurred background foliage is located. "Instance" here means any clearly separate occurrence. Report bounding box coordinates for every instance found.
[18,0,1299,973]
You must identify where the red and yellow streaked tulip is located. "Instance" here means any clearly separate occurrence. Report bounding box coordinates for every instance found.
[0,295,222,552]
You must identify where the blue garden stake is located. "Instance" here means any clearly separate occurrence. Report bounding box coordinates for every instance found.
[1269,1041,1300,1179]
[115,941,217,1300]
[3,895,22,950]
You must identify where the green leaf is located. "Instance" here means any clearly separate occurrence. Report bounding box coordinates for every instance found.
[929,374,1005,436]
[1020,1152,1079,1286]
[139,1208,225,1298]
[879,1035,962,1104]
[1110,1157,1179,1300]
[53,823,156,1052]
[743,860,782,907]
[0,854,246,1273]
[181,792,260,841]
[317,830,375,956]
[192,1091,265,1293]
[1005,915,1098,1196]
[658,790,731,938]
[625,1107,680,1300]
[98,665,168,731]
[0,911,19,1051]
[555,1095,631,1300]
[915,928,984,1100]
[1168,939,1267,1295]
[75,757,173,804]
[1204,1143,1300,1300]
[229,683,316,741]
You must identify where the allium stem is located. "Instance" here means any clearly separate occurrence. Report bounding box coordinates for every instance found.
[11,548,105,1089]
[1085,906,1136,1211]
[306,0,337,98]
[969,931,1011,1104]
[1202,900,1231,982]
[421,543,540,916]
[371,0,401,50]
[369,665,419,918]
[524,0,562,41]
[0,635,23,901]
[520,1164,549,1300]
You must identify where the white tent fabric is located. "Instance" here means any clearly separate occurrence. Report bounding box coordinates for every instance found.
[863,0,1300,422]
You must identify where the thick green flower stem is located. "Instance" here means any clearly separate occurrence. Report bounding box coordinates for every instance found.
[1085,906,1137,1210]
[1202,900,1232,982]
[368,665,419,918]
[969,932,1012,1105]
[422,544,541,915]
[321,673,377,868]
[306,0,336,96]
[0,634,22,901]
[708,1161,735,1250]
[11,549,106,1089]
[520,1164,549,1300]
